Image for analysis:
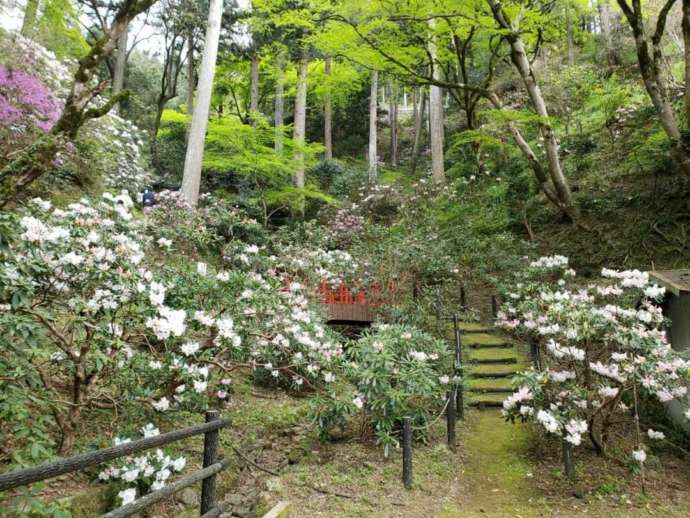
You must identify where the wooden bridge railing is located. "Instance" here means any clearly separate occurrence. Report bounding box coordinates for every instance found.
[0,410,231,518]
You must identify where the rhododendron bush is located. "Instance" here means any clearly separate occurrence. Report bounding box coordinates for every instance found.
[0,33,151,195]
[0,192,343,461]
[312,323,454,454]
[497,256,690,467]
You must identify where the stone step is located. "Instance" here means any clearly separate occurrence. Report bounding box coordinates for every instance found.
[467,341,512,349]
[469,357,517,365]
[468,400,504,408]
[467,377,513,391]
[472,371,517,379]
[463,333,509,346]
[458,322,492,333]
[468,387,514,394]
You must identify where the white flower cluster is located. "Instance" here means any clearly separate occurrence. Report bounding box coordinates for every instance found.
[99,424,186,506]
[530,255,569,269]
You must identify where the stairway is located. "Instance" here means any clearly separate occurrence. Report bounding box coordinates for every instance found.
[459,322,526,409]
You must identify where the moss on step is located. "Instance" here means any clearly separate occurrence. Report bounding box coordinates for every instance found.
[464,333,510,346]
[467,377,514,391]
[466,347,517,362]
[467,392,508,405]
[459,322,492,332]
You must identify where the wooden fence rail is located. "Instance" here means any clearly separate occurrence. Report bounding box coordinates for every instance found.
[0,410,231,517]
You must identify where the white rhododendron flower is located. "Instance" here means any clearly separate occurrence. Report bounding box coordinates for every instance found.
[152,397,170,412]
[118,488,137,506]
[647,429,665,440]
[632,449,647,463]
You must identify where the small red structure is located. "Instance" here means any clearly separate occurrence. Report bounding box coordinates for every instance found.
[282,278,398,323]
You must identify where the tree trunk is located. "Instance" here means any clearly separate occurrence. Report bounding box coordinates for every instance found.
[488,0,574,213]
[0,0,158,208]
[566,0,576,65]
[368,70,378,181]
[616,0,690,175]
[21,0,39,37]
[186,34,195,115]
[324,56,333,160]
[112,22,129,113]
[428,19,445,184]
[274,50,285,154]
[292,53,308,188]
[249,51,260,124]
[180,0,223,206]
[598,0,620,68]
[387,78,398,167]
[411,86,426,174]
[682,0,690,129]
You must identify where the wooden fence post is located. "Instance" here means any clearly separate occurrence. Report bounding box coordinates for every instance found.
[460,286,467,311]
[491,295,498,320]
[446,390,456,451]
[402,416,412,489]
[201,409,220,514]
[452,313,464,419]
[562,439,576,480]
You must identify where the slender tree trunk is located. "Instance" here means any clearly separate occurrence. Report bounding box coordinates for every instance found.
[324,56,333,160]
[292,53,308,188]
[428,19,445,184]
[387,78,398,167]
[21,0,39,37]
[411,86,426,174]
[112,23,129,113]
[274,51,285,154]
[0,0,158,208]
[368,70,378,181]
[186,34,194,115]
[598,0,619,68]
[616,0,690,174]
[249,51,260,124]
[566,1,576,65]
[180,0,223,206]
[682,0,690,129]
[488,0,574,213]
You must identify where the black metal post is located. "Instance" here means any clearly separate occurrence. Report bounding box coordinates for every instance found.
[402,416,413,489]
[201,409,220,514]
[460,286,467,311]
[491,295,498,320]
[452,314,464,419]
[446,390,456,451]
[562,439,576,480]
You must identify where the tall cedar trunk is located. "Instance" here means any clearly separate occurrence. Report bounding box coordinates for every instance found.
[274,51,285,154]
[411,86,426,174]
[21,0,39,37]
[186,34,194,114]
[387,78,398,167]
[428,19,445,184]
[180,0,223,206]
[488,0,574,214]
[368,70,378,181]
[566,1,576,65]
[598,0,620,67]
[249,52,260,124]
[617,0,690,174]
[292,54,308,188]
[0,0,159,208]
[324,56,333,160]
[682,0,690,129]
[112,23,129,113]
